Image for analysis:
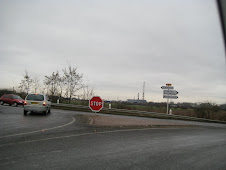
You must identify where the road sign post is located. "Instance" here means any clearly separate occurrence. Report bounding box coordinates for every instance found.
[167,97,169,114]
[161,84,178,114]
[89,96,104,113]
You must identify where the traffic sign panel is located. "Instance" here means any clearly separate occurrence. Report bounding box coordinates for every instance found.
[161,86,174,89]
[163,95,178,99]
[163,90,178,95]
[89,96,104,112]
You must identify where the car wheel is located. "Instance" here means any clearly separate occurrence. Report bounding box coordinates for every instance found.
[13,102,18,107]
[43,110,48,115]
[0,101,3,105]
[24,110,28,116]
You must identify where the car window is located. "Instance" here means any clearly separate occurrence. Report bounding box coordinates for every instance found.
[3,95,9,98]
[26,94,44,101]
[13,95,22,99]
[9,95,13,99]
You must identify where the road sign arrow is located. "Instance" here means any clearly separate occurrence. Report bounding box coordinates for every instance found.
[163,90,178,95]
[161,86,174,89]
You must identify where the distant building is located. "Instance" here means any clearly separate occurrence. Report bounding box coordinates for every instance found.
[170,104,178,108]
[126,99,147,104]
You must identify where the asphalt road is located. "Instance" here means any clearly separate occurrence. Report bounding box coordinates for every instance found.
[0,105,226,170]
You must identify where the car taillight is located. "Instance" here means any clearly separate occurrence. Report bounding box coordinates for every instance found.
[24,101,27,105]
[43,102,46,106]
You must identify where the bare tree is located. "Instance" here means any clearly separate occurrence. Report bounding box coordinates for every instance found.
[44,71,60,97]
[195,101,221,119]
[33,76,40,93]
[63,66,83,103]
[56,75,64,99]
[19,70,33,94]
[82,85,94,100]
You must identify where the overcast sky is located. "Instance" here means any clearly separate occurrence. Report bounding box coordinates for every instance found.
[1,0,226,104]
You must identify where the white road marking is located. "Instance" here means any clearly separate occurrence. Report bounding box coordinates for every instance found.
[0,116,76,139]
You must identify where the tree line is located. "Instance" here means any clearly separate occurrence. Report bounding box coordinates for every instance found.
[17,65,94,103]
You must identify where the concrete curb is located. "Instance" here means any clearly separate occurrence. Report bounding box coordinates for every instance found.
[51,103,226,124]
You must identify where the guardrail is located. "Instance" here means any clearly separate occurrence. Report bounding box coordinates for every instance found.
[52,103,226,124]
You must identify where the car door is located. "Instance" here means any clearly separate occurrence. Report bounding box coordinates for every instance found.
[45,95,51,108]
[8,95,14,105]
[3,95,9,104]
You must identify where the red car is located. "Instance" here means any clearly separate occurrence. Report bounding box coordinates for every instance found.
[0,94,25,106]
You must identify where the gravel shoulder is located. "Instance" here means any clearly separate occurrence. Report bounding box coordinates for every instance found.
[86,114,196,127]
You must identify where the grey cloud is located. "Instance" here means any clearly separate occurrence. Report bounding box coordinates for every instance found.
[0,0,225,103]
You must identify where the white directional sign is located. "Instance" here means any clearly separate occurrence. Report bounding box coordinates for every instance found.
[163,95,178,99]
[161,86,174,89]
[161,84,178,114]
[163,90,178,95]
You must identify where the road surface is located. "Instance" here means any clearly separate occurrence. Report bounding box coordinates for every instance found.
[0,105,226,170]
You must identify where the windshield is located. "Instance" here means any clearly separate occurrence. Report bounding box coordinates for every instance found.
[0,1,226,170]
[26,94,44,101]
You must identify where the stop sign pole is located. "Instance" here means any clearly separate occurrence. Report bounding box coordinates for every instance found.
[89,96,104,113]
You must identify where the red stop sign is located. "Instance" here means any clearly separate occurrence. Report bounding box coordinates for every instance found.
[89,96,104,112]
